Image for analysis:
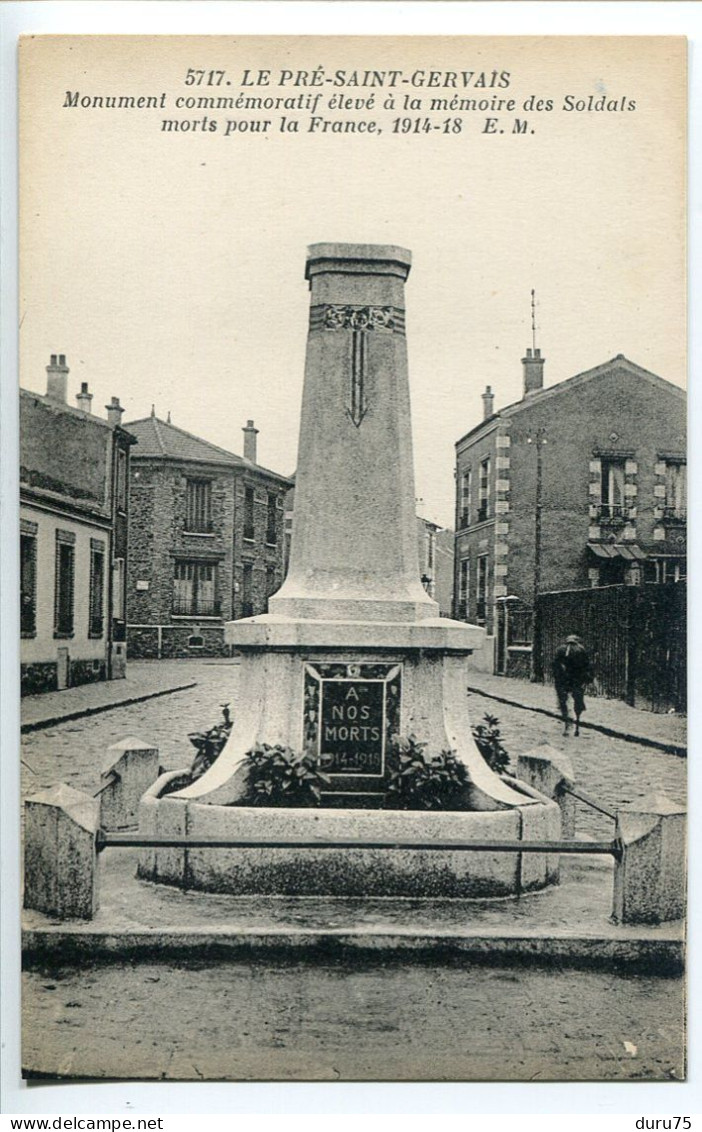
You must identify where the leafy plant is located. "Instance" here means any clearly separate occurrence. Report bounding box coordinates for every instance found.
[238,743,331,808]
[471,713,510,775]
[383,735,472,811]
[187,703,233,782]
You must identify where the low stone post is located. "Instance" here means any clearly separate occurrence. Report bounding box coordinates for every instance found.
[99,737,160,831]
[516,745,576,838]
[24,784,99,919]
[613,792,686,925]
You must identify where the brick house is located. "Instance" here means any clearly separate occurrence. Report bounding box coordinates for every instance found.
[454,351,686,668]
[20,355,134,694]
[124,413,291,658]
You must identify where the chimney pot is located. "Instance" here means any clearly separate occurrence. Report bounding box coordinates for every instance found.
[243,419,259,464]
[76,381,93,414]
[46,353,69,403]
[481,384,495,421]
[522,345,545,397]
[105,396,124,427]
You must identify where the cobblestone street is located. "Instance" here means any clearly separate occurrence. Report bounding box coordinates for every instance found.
[21,661,687,845]
[22,957,684,1082]
[19,661,687,1083]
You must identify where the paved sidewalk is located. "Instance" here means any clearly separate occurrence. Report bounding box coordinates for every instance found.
[20,659,237,732]
[465,671,686,754]
[23,851,682,972]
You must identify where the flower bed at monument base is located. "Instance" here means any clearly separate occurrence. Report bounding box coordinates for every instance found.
[137,770,561,899]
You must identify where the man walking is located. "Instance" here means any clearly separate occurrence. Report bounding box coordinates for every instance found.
[552,634,594,736]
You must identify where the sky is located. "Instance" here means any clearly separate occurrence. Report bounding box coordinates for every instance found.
[19,35,686,528]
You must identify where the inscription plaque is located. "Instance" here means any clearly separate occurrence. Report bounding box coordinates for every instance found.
[303,663,401,778]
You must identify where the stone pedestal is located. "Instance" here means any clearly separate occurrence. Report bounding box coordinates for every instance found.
[100,736,160,831]
[517,746,576,839]
[24,784,99,919]
[613,792,686,925]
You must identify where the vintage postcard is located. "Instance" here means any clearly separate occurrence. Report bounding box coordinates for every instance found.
[18,34,686,1084]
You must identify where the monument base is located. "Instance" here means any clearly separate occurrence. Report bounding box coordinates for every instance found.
[138,772,561,898]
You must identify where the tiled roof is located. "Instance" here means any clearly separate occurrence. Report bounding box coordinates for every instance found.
[126,415,245,466]
[125,415,291,483]
[455,355,685,449]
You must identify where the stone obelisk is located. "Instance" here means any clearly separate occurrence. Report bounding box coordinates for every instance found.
[178,244,526,809]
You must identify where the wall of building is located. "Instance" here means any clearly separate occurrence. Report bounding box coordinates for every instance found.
[20,504,110,694]
[127,462,288,658]
[454,422,499,632]
[20,394,111,514]
[503,366,686,605]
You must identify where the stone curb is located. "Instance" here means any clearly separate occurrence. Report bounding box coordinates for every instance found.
[20,683,198,735]
[466,686,686,758]
[22,928,683,975]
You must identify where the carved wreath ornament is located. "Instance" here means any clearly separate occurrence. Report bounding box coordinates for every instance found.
[322,305,397,331]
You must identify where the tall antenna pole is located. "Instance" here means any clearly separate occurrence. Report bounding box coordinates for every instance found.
[531,288,537,352]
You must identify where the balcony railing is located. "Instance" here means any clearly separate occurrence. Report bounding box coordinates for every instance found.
[172,598,221,617]
[596,503,632,522]
[663,505,687,523]
[183,518,214,534]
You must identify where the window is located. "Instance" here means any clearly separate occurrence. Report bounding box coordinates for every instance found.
[599,458,626,519]
[459,469,471,528]
[242,561,253,617]
[116,448,127,511]
[112,557,125,621]
[243,486,255,541]
[89,539,105,638]
[664,460,686,520]
[54,530,75,637]
[173,561,219,616]
[457,558,470,620]
[185,479,212,533]
[476,555,488,623]
[266,492,278,545]
[477,458,491,522]
[20,526,37,637]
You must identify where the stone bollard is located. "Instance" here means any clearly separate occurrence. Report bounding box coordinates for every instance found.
[24,784,100,919]
[516,745,576,838]
[613,792,686,925]
[99,736,160,831]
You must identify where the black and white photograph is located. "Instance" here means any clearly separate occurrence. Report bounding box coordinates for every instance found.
[7,24,689,1096]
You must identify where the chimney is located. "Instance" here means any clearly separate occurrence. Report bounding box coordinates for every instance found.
[522,347,545,397]
[76,381,93,414]
[243,419,258,463]
[46,353,69,403]
[105,395,124,427]
[482,384,495,420]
